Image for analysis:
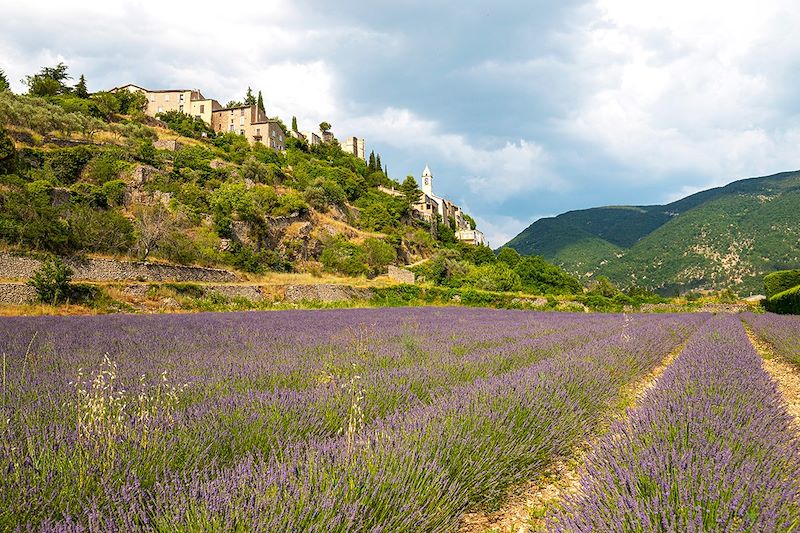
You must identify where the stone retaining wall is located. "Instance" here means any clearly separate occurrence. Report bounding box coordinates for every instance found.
[0,283,37,304]
[0,253,239,283]
[388,265,415,284]
[284,284,374,303]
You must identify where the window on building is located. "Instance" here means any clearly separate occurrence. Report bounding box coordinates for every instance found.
[229,125,234,132]
[200,104,205,113]
[164,95,169,102]
[271,130,276,137]
[240,109,245,116]
[179,94,184,101]
[256,128,260,135]
[240,116,245,125]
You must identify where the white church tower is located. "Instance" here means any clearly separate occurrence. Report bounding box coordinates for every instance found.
[421,165,433,196]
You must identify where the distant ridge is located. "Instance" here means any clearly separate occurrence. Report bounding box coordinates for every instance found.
[503,170,800,294]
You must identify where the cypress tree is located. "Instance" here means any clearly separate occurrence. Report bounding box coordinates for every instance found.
[291,116,298,131]
[74,74,88,98]
[244,87,256,105]
[368,151,376,172]
[376,154,382,173]
[257,90,265,113]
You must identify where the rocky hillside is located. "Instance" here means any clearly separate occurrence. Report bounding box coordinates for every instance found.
[504,171,800,294]
[0,90,466,279]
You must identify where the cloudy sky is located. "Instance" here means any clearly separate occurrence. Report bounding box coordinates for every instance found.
[3,0,800,245]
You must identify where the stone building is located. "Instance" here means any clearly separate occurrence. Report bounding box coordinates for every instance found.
[340,136,366,160]
[413,165,486,246]
[210,105,285,150]
[111,84,222,125]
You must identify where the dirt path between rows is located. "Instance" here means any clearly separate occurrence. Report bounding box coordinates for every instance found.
[457,339,688,533]
[743,324,800,429]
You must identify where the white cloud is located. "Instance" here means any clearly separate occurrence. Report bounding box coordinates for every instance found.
[471,214,534,249]
[560,0,800,184]
[339,107,562,202]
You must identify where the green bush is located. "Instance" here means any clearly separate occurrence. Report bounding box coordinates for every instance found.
[764,269,800,299]
[27,256,73,305]
[362,237,397,275]
[766,285,800,314]
[320,237,368,277]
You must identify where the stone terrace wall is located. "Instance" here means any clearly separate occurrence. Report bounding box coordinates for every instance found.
[0,283,37,304]
[0,253,239,283]
[284,284,374,303]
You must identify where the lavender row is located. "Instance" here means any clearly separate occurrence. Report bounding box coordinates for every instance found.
[43,314,705,531]
[744,311,800,366]
[550,316,800,532]
[0,311,642,529]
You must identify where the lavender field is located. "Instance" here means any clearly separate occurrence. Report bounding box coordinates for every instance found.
[0,308,796,531]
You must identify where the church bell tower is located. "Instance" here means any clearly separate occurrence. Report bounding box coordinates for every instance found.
[421,165,433,196]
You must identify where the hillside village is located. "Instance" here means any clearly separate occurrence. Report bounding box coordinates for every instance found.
[111,82,484,246]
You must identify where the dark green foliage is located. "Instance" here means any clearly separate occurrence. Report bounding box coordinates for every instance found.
[362,237,397,275]
[497,247,521,268]
[157,110,214,139]
[400,175,421,205]
[514,255,582,295]
[66,206,135,253]
[0,187,72,253]
[25,63,72,97]
[463,213,477,230]
[587,276,620,298]
[27,256,73,304]
[291,116,298,132]
[74,75,89,98]
[468,262,522,292]
[320,237,368,276]
[766,285,800,314]
[0,69,9,92]
[257,91,265,113]
[0,125,15,173]
[46,145,96,184]
[764,270,800,299]
[244,87,256,106]
[319,121,331,133]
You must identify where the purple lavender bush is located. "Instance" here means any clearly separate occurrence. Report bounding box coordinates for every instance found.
[549,316,800,532]
[744,311,800,366]
[0,308,704,531]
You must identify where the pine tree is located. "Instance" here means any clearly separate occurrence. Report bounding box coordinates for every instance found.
[368,151,376,173]
[257,90,265,113]
[376,154,382,174]
[0,69,9,92]
[244,87,256,105]
[74,74,88,98]
[291,116,298,132]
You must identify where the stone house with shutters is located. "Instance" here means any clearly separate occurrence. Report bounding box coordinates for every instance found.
[210,105,285,150]
[110,84,222,125]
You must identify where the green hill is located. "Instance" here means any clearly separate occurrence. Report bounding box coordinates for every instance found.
[504,171,800,294]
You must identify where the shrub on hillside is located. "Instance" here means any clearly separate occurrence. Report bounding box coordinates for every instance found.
[27,256,73,305]
[320,237,368,277]
[467,263,522,292]
[362,237,397,275]
[766,285,800,314]
[764,269,800,299]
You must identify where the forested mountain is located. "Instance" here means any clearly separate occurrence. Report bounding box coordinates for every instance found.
[504,171,800,294]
